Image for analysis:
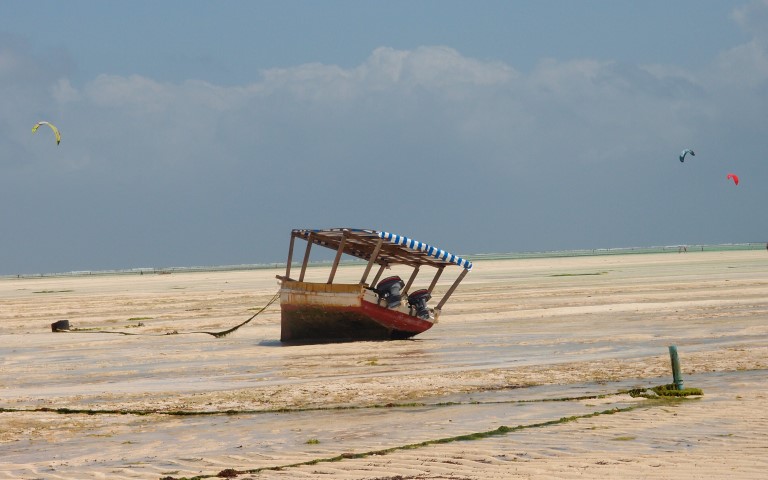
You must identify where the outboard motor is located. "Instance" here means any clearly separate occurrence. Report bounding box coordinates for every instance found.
[374,276,405,308]
[407,289,432,319]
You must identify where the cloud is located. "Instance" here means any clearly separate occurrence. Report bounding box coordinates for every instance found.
[732,0,768,46]
[260,46,518,100]
[2,15,768,273]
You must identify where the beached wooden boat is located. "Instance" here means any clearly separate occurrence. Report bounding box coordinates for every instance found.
[277,228,473,342]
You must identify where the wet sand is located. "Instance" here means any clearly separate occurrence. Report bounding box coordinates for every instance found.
[1,250,767,479]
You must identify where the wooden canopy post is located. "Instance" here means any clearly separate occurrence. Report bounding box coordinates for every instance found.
[327,231,348,284]
[434,268,469,311]
[285,232,296,279]
[370,263,387,288]
[298,232,313,282]
[360,238,384,285]
[403,265,420,296]
[427,266,444,293]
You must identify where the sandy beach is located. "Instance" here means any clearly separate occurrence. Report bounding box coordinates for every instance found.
[1,250,767,479]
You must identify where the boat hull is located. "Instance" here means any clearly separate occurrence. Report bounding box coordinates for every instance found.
[279,280,435,342]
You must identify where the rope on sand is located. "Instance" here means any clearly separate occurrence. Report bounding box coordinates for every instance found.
[53,291,281,338]
[195,291,280,338]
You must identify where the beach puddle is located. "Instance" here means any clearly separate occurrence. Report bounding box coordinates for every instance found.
[0,380,644,479]
[3,370,762,480]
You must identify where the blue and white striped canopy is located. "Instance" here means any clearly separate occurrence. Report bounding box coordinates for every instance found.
[379,231,473,271]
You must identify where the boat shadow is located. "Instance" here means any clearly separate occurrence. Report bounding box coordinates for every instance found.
[257,338,425,347]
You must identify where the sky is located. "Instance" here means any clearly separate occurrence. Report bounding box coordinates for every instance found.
[2,1,768,274]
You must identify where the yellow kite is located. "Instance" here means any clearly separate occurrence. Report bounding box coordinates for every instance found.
[32,121,61,145]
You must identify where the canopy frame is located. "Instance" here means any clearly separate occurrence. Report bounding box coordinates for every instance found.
[281,228,472,312]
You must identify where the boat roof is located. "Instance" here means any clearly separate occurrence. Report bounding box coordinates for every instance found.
[292,228,473,271]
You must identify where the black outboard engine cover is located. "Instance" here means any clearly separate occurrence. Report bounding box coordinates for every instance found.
[407,289,432,319]
[375,276,405,308]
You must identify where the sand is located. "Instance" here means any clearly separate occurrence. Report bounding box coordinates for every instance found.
[1,250,767,479]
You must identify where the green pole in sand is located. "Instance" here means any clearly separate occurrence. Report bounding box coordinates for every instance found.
[668,345,684,390]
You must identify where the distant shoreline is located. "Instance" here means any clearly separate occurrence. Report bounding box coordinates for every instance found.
[3,242,765,279]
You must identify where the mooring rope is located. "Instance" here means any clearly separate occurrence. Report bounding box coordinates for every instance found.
[195,291,281,338]
[59,291,281,338]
